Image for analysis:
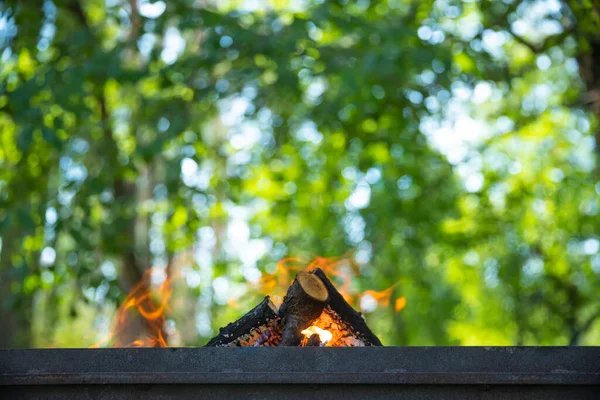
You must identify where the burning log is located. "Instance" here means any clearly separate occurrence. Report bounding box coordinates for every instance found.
[278,271,329,346]
[310,268,382,346]
[206,296,280,347]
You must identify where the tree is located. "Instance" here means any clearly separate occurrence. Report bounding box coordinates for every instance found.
[0,0,598,347]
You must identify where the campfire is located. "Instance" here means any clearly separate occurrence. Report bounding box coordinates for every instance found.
[207,268,382,347]
[91,255,402,348]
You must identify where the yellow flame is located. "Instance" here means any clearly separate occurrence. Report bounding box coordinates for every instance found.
[301,325,333,344]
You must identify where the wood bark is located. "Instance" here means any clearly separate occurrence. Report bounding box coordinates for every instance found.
[311,268,383,346]
[206,296,279,347]
[278,271,329,346]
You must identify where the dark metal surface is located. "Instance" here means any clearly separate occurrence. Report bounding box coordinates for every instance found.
[1,347,599,399]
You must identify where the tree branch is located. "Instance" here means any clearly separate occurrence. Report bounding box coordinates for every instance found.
[570,310,600,346]
[511,28,575,54]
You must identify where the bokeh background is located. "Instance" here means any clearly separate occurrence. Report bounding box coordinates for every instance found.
[1,0,599,348]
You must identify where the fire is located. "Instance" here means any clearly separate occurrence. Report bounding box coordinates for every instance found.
[92,253,404,348]
[301,325,333,345]
[305,254,358,302]
[358,282,403,312]
[227,253,406,316]
[251,257,309,300]
[228,253,358,306]
[92,267,172,348]
[395,296,407,312]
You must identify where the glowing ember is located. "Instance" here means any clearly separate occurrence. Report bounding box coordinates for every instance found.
[301,325,333,345]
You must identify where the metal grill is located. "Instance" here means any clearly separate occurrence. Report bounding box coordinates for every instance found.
[1,347,599,399]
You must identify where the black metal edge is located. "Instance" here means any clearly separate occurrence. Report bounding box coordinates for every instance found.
[1,372,599,386]
[1,347,599,386]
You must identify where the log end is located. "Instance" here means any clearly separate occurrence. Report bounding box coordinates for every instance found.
[265,296,279,314]
[297,271,329,302]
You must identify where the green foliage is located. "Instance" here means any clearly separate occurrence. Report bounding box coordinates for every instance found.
[0,0,598,347]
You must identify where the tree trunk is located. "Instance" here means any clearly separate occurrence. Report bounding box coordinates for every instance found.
[0,229,33,348]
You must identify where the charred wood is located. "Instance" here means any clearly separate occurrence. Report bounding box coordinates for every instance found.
[311,268,383,346]
[206,296,279,347]
[305,333,322,347]
[278,271,329,346]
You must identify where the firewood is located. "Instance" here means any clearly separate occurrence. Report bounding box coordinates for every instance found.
[305,333,322,347]
[311,268,383,346]
[278,271,329,346]
[206,296,279,347]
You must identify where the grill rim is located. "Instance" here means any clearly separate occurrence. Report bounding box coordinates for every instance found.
[1,347,599,386]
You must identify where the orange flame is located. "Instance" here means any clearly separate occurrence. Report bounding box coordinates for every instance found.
[305,254,359,302]
[228,253,405,315]
[227,253,357,308]
[359,281,402,311]
[92,267,172,348]
[395,297,407,312]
